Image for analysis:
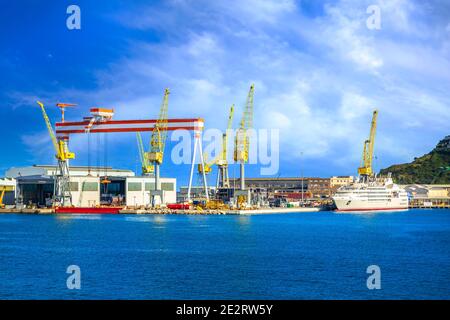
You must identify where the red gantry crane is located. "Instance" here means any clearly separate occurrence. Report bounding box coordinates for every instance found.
[42,89,208,206]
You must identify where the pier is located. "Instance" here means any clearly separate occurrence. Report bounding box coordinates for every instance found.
[409,198,450,209]
[0,207,321,215]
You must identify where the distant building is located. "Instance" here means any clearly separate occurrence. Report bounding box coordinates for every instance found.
[177,186,215,202]
[5,165,176,207]
[403,184,450,199]
[404,184,450,208]
[403,185,429,199]
[228,177,331,199]
[427,186,449,198]
[330,176,354,188]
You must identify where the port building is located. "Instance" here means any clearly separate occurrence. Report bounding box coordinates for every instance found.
[228,177,335,199]
[5,165,176,207]
[404,184,450,208]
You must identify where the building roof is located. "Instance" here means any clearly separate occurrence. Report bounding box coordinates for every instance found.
[229,177,329,181]
[32,164,133,173]
[16,175,54,184]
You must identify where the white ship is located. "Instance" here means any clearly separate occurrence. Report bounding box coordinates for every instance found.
[332,109,409,212]
[332,175,409,212]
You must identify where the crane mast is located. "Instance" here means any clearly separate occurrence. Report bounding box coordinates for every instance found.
[37,101,75,207]
[358,110,378,178]
[145,88,170,206]
[217,104,234,188]
[234,84,254,190]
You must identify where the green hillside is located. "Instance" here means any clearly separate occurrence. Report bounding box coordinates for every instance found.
[380,135,450,184]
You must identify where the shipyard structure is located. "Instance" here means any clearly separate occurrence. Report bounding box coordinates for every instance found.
[1,85,449,213]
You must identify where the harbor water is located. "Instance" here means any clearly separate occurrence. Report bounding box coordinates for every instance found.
[0,209,449,299]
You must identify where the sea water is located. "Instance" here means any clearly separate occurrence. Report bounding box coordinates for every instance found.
[0,209,449,299]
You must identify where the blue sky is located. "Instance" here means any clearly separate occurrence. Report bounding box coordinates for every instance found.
[1,0,449,187]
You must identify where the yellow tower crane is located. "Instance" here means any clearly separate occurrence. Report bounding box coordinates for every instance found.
[358,110,378,178]
[145,88,170,207]
[136,132,154,175]
[197,104,235,189]
[37,101,75,207]
[234,84,255,190]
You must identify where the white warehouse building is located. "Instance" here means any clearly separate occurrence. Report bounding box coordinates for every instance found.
[5,165,176,207]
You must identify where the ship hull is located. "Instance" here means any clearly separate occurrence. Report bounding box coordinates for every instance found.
[55,207,123,214]
[333,198,408,213]
[335,207,408,212]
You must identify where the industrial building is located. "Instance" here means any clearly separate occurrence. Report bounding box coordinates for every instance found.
[229,177,333,199]
[5,165,176,208]
[177,186,216,202]
[404,184,450,208]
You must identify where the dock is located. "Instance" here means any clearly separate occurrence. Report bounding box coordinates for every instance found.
[409,198,450,209]
[0,207,321,215]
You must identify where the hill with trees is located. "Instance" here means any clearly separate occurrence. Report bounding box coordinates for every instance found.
[380,136,450,184]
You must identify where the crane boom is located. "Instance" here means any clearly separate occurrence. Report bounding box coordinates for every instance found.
[358,110,378,177]
[136,132,154,174]
[147,88,170,164]
[234,85,254,163]
[234,85,255,191]
[37,101,61,159]
[222,104,234,163]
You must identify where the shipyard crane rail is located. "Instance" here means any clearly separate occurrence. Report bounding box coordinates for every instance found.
[358,110,378,178]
